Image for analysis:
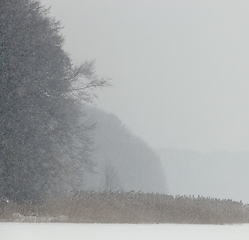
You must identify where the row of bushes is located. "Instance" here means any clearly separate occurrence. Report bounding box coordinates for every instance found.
[1,191,248,224]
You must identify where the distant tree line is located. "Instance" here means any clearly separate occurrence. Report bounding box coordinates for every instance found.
[158,148,249,203]
[81,107,167,194]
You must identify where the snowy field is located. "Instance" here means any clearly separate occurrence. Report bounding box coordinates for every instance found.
[1,223,249,240]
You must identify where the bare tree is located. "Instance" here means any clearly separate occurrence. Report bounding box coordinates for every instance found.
[100,162,122,192]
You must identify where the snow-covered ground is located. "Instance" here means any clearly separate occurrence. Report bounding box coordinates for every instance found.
[1,223,249,240]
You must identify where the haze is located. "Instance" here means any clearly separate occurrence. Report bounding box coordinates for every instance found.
[40,0,249,153]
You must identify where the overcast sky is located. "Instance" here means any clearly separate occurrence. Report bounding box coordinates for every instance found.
[40,0,249,153]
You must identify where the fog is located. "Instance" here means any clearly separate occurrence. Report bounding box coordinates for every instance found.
[38,0,249,202]
[157,148,249,203]
[72,107,167,194]
[40,0,249,153]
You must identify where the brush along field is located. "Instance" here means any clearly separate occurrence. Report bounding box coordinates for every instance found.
[1,191,249,224]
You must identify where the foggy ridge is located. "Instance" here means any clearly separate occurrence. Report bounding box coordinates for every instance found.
[157,148,249,203]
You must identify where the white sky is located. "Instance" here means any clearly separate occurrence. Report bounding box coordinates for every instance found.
[40,0,249,152]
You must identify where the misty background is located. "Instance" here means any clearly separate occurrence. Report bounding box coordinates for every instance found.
[39,0,249,203]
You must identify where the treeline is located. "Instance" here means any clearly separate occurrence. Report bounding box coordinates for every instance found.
[0,0,166,202]
[1,192,248,224]
[0,0,107,202]
[80,107,167,194]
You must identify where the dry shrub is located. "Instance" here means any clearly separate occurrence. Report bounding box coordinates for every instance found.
[1,192,248,224]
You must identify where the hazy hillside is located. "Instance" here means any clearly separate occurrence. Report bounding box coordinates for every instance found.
[77,107,167,194]
[157,148,249,203]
